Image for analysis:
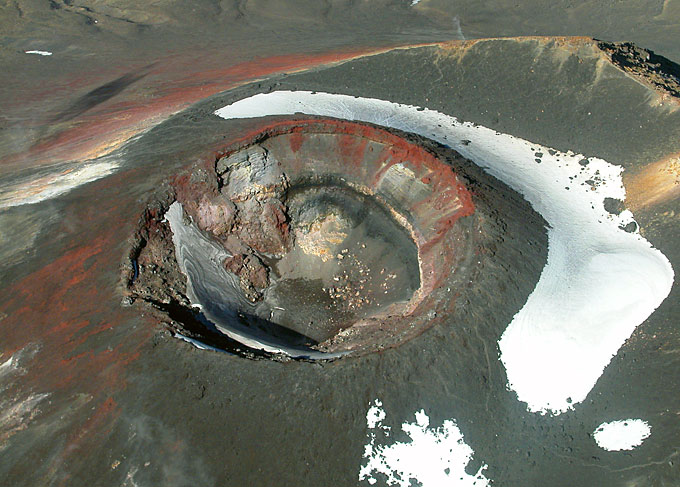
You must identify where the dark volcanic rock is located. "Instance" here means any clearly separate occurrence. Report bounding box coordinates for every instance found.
[598,40,680,97]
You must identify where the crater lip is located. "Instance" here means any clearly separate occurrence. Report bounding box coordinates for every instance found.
[125,119,476,359]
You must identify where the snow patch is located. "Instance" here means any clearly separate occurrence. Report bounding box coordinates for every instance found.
[0,159,118,208]
[359,400,489,487]
[366,400,387,429]
[0,355,15,373]
[594,419,651,451]
[0,393,50,452]
[25,50,52,56]
[215,91,674,414]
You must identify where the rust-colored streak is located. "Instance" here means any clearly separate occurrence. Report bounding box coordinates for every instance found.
[338,133,369,165]
[288,131,304,153]
[215,118,475,228]
[0,45,416,175]
[0,169,154,471]
[1,230,145,386]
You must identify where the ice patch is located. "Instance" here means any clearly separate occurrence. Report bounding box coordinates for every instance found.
[215,91,674,414]
[174,333,220,352]
[359,400,489,487]
[25,50,52,56]
[594,419,651,451]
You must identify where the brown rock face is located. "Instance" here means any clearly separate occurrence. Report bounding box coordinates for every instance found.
[175,144,292,257]
[234,197,290,255]
[194,194,237,237]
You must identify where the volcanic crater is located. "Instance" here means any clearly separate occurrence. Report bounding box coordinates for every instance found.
[125,120,480,358]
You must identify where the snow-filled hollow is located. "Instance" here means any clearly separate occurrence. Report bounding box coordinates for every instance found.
[214,90,674,414]
[594,419,651,451]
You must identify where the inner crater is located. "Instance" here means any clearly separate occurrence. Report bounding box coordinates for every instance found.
[126,120,477,359]
[267,181,420,343]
